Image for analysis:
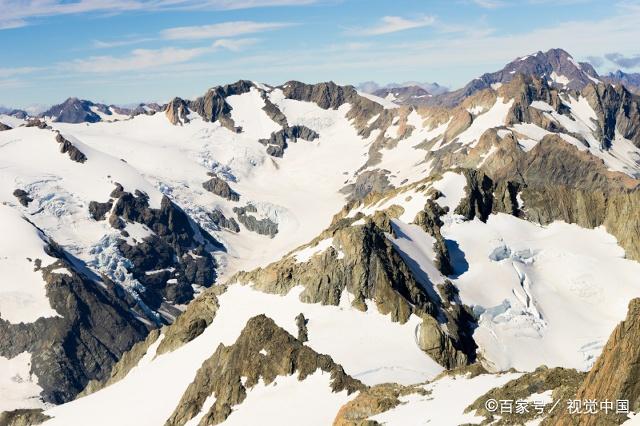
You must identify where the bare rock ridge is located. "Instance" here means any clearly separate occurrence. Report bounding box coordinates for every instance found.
[231,210,477,369]
[0,122,12,131]
[55,132,87,163]
[165,314,364,426]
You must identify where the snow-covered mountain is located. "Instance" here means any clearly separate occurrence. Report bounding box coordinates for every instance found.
[2,48,640,425]
[39,97,163,123]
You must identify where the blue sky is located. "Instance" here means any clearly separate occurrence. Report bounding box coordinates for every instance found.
[1,0,640,108]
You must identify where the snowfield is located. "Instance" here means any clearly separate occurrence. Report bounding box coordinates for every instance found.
[42,284,443,425]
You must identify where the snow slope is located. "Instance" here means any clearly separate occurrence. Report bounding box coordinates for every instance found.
[0,204,60,324]
[444,214,640,372]
[42,284,443,425]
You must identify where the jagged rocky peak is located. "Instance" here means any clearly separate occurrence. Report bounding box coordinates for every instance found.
[432,48,601,107]
[186,79,255,131]
[165,314,364,426]
[41,97,103,123]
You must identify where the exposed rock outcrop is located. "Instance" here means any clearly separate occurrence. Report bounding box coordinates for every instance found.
[341,170,393,202]
[202,175,240,201]
[0,409,50,426]
[466,367,585,425]
[207,209,240,233]
[231,211,476,369]
[0,122,12,131]
[188,80,254,132]
[165,97,190,126]
[233,205,278,238]
[55,133,87,163]
[165,315,364,426]
[333,382,428,425]
[12,189,33,207]
[156,292,219,355]
[258,125,319,157]
[88,200,113,220]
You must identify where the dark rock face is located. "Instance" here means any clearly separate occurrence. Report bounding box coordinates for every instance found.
[202,175,240,201]
[55,133,87,163]
[414,199,453,276]
[207,209,240,233]
[233,205,278,238]
[12,189,33,207]
[106,190,220,307]
[41,97,102,123]
[261,95,288,127]
[282,81,355,109]
[583,83,640,149]
[0,122,12,131]
[188,80,254,131]
[258,125,319,157]
[454,169,496,222]
[165,315,364,426]
[0,235,151,405]
[88,200,113,221]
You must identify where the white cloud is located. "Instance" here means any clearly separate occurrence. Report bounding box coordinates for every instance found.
[0,67,40,78]
[212,38,259,51]
[68,46,211,73]
[92,37,156,49]
[471,0,507,8]
[162,21,292,40]
[0,0,316,29]
[352,15,436,36]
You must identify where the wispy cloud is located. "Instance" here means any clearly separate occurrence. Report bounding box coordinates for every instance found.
[0,66,41,78]
[212,38,259,51]
[161,21,293,40]
[604,52,640,68]
[92,37,156,49]
[68,46,212,73]
[352,15,436,36]
[0,0,316,30]
[471,0,507,8]
[68,37,258,73]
